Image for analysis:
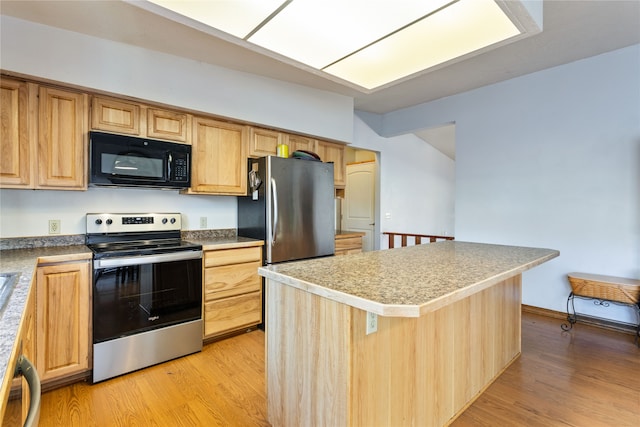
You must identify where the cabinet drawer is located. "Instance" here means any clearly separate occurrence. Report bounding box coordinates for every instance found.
[204,291,262,337]
[204,261,261,301]
[204,246,261,267]
[335,236,362,251]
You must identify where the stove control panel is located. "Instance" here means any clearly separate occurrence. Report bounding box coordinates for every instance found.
[86,213,182,234]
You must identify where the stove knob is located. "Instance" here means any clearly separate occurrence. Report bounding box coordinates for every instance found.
[106,219,113,225]
[95,219,103,225]
[162,218,168,224]
[170,218,176,224]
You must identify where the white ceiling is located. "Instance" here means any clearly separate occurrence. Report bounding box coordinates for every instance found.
[1,0,639,157]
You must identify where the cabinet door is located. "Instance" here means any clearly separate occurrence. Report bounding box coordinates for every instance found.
[38,87,88,189]
[0,79,35,188]
[317,140,346,187]
[147,108,190,143]
[36,261,90,382]
[189,117,248,195]
[248,127,282,158]
[91,96,140,135]
[285,134,316,154]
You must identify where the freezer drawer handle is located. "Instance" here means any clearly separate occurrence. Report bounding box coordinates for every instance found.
[271,177,278,245]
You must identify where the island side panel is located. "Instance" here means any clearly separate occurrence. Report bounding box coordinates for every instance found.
[266,279,351,427]
[350,275,522,426]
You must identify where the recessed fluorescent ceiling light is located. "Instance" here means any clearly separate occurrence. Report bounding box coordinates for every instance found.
[148,0,525,90]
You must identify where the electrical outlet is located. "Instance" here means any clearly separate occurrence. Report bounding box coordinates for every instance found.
[366,311,378,335]
[199,217,207,229]
[49,219,61,234]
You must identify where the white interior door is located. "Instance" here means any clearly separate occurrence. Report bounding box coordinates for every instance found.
[342,161,376,252]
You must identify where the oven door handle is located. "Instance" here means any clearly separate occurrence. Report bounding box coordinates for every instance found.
[94,250,203,268]
[15,355,40,427]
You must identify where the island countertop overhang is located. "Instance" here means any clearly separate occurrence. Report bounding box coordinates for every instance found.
[258,241,559,317]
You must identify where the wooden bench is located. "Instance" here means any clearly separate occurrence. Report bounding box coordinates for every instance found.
[561,272,640,345]
[382,232,454,249]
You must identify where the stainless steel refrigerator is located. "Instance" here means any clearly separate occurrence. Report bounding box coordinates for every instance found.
[238,156,335,264]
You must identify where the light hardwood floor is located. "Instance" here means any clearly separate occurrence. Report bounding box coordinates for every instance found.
[11,312,640,426]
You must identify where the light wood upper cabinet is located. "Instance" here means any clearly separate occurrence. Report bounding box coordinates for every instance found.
[38,86,88,190]
[186,117,248,195]
[1,79,87,190]
[248,127,282,158]
[91,96,190,143]
[285,134,316,154]
[0,78,35,187]
[91,96,140,135]
[147,107,190,142]
[36,260,91,383]
[316,140,346,187]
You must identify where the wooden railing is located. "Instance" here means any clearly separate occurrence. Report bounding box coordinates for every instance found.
[382,232,454,249]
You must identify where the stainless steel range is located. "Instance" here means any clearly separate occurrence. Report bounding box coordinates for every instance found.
[86,213,203,383]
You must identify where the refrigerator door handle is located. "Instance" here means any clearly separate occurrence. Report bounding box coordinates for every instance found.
[271,177,278,245]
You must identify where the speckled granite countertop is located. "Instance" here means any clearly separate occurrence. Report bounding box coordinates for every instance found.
[0,245,92,401]
[259,241,559,317]
[185,236,264,250]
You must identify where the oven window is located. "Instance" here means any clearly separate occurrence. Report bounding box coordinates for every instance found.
[93,258,202,343]
[101,152,163,178]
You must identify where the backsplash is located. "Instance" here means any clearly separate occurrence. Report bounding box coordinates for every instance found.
[0,235,85,250]
[182,229,236,240]
[0,229,237,250]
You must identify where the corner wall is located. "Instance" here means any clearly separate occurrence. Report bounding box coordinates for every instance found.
[379,44,640,323]
[0,15,353,142]
[351,116,456,248]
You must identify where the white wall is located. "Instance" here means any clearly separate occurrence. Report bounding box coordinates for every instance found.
[377,44,640,324]
[0,15,353,143]
[351,116,456,249]
[0,188,236,237]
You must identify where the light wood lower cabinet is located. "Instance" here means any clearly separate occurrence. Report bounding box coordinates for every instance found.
[203,246,262,339]
[36,261,91,383]
[335,233,364,255]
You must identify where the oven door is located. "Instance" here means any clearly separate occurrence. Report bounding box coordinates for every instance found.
[93,251,202,344]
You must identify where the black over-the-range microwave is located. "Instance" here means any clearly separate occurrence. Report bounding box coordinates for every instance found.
[89,131,191,189]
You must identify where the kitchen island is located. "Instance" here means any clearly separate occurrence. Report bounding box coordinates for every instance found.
[258,241,559,427]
